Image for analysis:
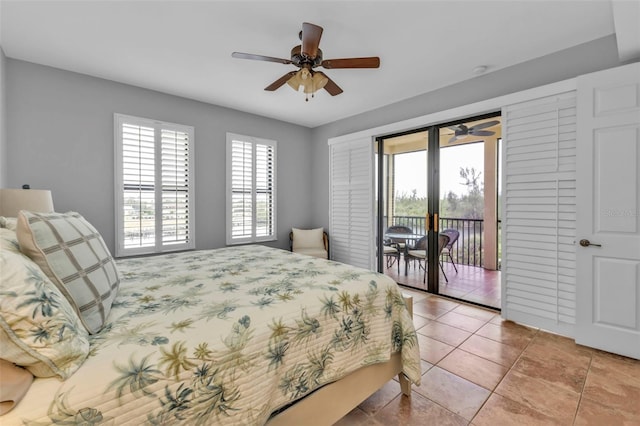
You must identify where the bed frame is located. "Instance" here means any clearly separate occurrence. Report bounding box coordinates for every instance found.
[268,295,414,425]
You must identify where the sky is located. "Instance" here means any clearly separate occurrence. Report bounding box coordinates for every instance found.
[393,142,486,198]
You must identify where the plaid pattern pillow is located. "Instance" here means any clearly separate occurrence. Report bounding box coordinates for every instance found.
[17,211,120,334]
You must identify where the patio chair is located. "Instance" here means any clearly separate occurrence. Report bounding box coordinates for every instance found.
[383,244,401,273]
[384,225,413,247]
[405,233,450,284]
[439,228,460,273]
[384,225,413,273]
[290,228,329,259]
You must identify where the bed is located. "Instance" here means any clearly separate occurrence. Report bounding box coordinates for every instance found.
[0,214,421,425]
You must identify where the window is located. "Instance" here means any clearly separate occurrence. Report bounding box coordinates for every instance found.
[226,133,277,245]
[114,114,194,257]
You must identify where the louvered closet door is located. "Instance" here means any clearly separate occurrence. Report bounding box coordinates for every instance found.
[501,91,577,336]
[329,137,374,270]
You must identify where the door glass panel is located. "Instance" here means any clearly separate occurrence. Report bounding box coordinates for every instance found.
[437,116,501,309]
[378,132,428,289]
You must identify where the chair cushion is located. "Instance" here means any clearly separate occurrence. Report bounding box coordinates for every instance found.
[294,247,328,259]
[292,227,324,250]
[383,246,398,254]
[407,250,426,259]
[16,211,120,334]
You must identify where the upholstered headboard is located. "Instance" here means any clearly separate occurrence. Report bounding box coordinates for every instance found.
[0,189,54,217]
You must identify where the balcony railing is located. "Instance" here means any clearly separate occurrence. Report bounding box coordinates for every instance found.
[388,216,485,268]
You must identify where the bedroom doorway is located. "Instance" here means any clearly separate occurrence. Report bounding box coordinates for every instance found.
[375,112,502,310]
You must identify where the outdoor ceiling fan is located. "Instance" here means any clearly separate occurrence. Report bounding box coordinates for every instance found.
[232,22,380,101]
[446,120,500,143]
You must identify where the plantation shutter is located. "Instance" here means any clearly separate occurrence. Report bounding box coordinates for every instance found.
[115,114,194,257]
[501,91,577,336]
[226,134,277,244]
[121,122,156,252]
[329,137,374,269]
[255,143,276,238]
[230,140,254,241]
[161,129,192,247]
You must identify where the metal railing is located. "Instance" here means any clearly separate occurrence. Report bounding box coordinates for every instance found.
[387,216,485,268]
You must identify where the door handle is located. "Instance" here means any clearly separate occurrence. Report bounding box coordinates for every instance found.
[579,239,602,247]
[425,213,438,232]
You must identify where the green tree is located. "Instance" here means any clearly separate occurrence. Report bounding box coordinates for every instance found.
[456,167,484,219]
[393,190,427,216]
[393,167,484,220]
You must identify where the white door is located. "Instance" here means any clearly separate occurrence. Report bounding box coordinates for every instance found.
[575,62,640,360]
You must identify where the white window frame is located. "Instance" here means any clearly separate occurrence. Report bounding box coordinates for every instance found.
[114,113,195,257]
[226,133,277,245]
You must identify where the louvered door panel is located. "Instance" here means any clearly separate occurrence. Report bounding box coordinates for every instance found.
[502,91,577,335]
[329,138,374,269]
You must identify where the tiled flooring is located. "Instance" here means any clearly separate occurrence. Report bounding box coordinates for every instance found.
[384,259,501,309]
[335,289,640,425]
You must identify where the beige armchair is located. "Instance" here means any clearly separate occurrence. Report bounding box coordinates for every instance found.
[289,228,329,259]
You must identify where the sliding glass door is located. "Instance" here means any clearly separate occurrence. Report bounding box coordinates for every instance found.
[376,113,502,309]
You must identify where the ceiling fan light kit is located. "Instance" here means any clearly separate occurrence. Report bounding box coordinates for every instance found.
[232,22,380,101]
[286,67,329,101]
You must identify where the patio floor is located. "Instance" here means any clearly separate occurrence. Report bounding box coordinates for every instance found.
[383,258,501,309]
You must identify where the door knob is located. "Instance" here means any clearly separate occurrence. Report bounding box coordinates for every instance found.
[579,239,602,247]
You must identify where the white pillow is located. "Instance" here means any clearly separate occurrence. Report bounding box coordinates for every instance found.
[292,227,325,250]
[0,216,17,231]
[0,228,89,379]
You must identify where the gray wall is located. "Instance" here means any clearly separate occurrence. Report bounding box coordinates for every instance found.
[0,48,7,187]
[310,35,626,229]
[6,59,313,254]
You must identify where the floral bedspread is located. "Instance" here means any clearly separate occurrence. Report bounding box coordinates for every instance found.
[8,245,420,425]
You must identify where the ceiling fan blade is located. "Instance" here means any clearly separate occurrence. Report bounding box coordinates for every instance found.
[470,120,500,131]
[232,52,292,65]
[264,71,297,91]
[322,75,343,96]
[448,135,458,143]
[301,22,323,58]
[321,57,380,69]
[469,130,495,137]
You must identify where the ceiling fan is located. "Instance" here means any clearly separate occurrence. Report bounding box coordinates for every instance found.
[446,120,500,143]
[232,22,380,101]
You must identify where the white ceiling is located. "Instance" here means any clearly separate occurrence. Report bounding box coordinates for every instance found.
[0,1,631,128]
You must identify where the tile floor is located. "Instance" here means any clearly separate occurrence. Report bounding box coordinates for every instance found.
[335,288,640,425]
[384,259,501,309]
